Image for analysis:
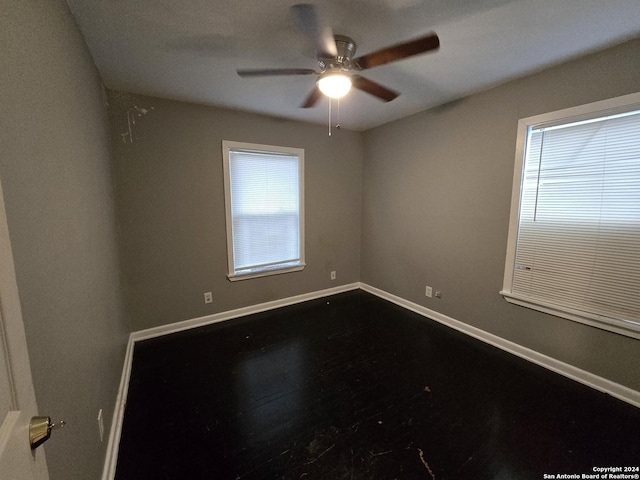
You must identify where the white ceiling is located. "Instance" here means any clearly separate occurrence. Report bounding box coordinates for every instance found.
[66,0,640,131]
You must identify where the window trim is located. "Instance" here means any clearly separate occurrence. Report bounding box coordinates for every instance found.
[501,92,640,340]
[222,140,305,282]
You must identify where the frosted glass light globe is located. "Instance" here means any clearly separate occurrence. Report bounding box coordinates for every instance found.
[317,73,352,99]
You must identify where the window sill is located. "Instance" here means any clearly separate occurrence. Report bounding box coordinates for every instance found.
[228,264,305,282]
[500,290,640,340]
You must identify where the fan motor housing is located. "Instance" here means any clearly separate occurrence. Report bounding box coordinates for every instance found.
[319,35,356,72]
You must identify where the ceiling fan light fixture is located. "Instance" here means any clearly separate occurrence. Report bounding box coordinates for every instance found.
[317,72,352,99]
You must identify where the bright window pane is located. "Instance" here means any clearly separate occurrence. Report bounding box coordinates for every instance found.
[223,142,305,280]
[503,95,640,338]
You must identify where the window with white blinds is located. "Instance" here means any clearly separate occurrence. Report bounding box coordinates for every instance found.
[502,93,640,339]
[222,141,305,281]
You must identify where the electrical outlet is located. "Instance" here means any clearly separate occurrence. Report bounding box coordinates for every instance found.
[330,271,336,280]
[425,286,432,298]
[435,290,442,298]
[97,408,104,442]
[204,292,213,304]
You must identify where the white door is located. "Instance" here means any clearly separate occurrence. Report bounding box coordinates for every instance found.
[0,176,49,479]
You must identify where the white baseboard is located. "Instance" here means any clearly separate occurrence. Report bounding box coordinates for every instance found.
[132,283,360,342]
[360,283,640,408]
[102,282,639,479]
[101,334,135,480]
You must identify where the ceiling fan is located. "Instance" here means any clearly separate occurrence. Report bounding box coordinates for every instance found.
[237,3,440,108]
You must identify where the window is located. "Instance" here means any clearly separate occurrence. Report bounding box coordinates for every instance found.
[502,92,640,339]
[222,140,305,281]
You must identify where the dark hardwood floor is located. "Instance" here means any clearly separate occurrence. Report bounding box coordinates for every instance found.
[115,290,640,479]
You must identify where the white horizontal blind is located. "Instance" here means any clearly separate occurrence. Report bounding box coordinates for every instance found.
[513,109,640,326]
[228,148,302,276]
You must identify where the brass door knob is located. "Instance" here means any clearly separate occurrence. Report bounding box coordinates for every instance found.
[29,416,66,449]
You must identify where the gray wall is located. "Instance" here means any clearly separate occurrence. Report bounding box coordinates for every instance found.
[108,92,363,331]
[0,1,129,479]
[361,37,640,392]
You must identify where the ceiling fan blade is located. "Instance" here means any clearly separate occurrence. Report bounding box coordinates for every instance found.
[301,86,322,108]
[237,68,316,77]
[291,4,337,58]
[351,75,399,102]
[354,32,439,70]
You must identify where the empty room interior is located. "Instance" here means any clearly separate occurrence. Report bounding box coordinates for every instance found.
[1,1,640,479]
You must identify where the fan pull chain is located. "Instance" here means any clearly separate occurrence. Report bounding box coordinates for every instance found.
[328,98,332,136]
[327,98,343,137]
